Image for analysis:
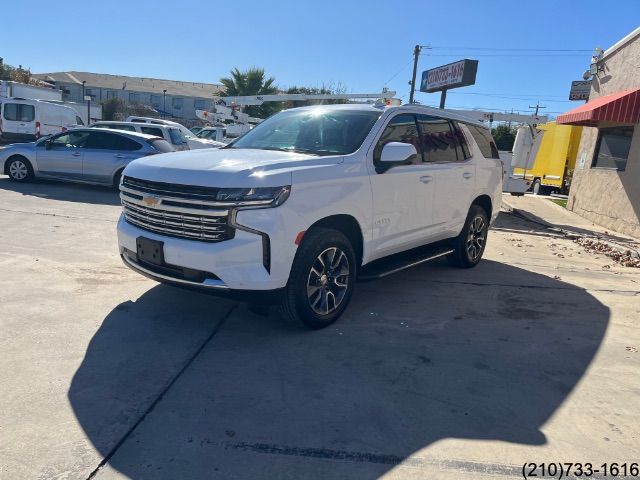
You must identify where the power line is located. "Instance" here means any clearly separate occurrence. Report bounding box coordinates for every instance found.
[382,58,414,87]
[421,53,586,57]
[429,46,591,52]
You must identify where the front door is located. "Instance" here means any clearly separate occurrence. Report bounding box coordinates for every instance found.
[367,113,436,260]
[36,131,89,180]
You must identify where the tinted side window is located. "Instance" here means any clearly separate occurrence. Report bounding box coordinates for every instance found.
[465,124,500,159]
[111,124,136,132]
[373,114,421,165]
[84,131,119,150]
[140,126,164,137]
[592,127,633,171]
[112,135,142,151]
[417,115,460,163]
[452,122,472,159]
[3,103,35,122]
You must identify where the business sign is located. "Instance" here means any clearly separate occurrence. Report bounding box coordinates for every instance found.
[420,59,479,93]
[569,80,592,101]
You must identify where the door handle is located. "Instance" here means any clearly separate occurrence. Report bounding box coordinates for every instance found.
[114,154,125,159]
[463,172,473,179]
[419,175,433,184]
[72,152,81,157]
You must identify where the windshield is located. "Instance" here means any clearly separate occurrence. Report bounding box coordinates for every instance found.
[228,109,381,156]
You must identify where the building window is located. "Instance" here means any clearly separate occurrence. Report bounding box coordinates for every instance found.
[129,92,140,103]
[194,99,205,110]
[592,127,634,171]
[106,90,117,100]
[150,95,161,108]
[172,97,183,110]
[85,88,96,100]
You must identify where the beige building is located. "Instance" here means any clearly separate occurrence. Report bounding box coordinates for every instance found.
[559,27,640,238]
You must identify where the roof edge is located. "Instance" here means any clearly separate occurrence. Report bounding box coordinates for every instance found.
[603,26,640,60]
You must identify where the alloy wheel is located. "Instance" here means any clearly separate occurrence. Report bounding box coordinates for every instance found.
[9,160,28,180]
[306,247,350,315]
[466,216,486,261]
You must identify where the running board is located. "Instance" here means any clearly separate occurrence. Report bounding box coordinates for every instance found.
[359,244,454,281]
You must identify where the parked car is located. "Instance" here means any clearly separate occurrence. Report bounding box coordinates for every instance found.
[190,126,204,135]
[197,126,226,141]
[91,121,189,151]
[1,128,172,187]
[0,98,83,143]
[125,116,218,149]
[117,104,502,329]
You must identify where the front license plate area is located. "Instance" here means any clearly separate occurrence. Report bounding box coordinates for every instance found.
[136,237,164,266]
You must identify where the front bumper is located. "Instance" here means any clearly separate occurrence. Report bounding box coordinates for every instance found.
[117,208,298,291]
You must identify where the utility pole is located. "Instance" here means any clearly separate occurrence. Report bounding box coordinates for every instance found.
[409,45,421,104]
[528,101,546,116]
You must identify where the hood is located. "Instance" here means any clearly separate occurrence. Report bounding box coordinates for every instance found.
[123,147,343,188]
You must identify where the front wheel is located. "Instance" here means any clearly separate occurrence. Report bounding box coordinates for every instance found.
[7,156,34,182]
[281,228,356,329]
[448,205,489,268]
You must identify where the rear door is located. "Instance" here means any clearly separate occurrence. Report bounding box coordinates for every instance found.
[81,131,143,184]
[2,101,36,137]
[417,115,476,236]
[36,130,90,179]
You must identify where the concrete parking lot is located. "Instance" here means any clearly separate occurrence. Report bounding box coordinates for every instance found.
[1,177,639,480]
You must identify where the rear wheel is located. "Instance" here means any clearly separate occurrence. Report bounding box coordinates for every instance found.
[447,205,489,268]
[6,156,34,182]
[531,178,542,195]
[281,228,356,329]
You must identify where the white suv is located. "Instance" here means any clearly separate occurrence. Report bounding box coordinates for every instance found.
[117,104,502,328]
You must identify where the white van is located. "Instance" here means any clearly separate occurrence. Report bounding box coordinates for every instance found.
[0,98,82,143]
[91,121,189,151]
[125,116,221,149]
[0,98,84,143]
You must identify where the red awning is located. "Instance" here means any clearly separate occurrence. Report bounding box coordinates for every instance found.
[557,88,640,126]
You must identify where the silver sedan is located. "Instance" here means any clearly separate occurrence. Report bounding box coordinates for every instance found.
[0,128,174,187]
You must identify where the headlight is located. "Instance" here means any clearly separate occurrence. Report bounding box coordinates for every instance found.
[216,186,291,207]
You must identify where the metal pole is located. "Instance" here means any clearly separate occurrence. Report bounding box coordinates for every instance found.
[439,89,447,109]
[87,98,90,125]
[82,81,85,102]
[409,45,421,104]
[163,90,167,118]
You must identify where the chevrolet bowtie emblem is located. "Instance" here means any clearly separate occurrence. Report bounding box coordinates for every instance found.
[142,195,161,207]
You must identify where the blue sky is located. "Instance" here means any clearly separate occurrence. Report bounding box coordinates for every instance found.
[2,0,639,118]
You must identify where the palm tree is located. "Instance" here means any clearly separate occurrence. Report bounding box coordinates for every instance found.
[219,68,279,118]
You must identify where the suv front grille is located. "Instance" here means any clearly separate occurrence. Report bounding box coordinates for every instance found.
[120,176,235,243]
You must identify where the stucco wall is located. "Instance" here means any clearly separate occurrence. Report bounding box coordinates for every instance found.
[566,33,640,238]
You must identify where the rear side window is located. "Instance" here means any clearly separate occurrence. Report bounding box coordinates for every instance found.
[85,131,120,150]
[3,103,35,122]
[140,126,164,137]
[168,128,186,145]
[75,116,84,126]
[111,134,143,151]
[148,138,174,153]
[373,114,421,165]
[465,124,500,159]
[417,115,464,163]
[111,124,136,132]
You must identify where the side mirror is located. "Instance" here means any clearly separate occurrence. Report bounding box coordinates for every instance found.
[380,142,417,163]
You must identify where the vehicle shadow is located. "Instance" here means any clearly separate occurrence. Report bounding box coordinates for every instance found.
[0,176,120,206]
[68,259,609,479]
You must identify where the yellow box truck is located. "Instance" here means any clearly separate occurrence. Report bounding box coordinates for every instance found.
[513,122,583,195]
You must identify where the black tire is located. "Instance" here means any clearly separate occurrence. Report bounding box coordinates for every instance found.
[6,156,34,182]
[281,227,356,329]
[112,169,124,190]
[531,178,542,195]
[447,205,489,268]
